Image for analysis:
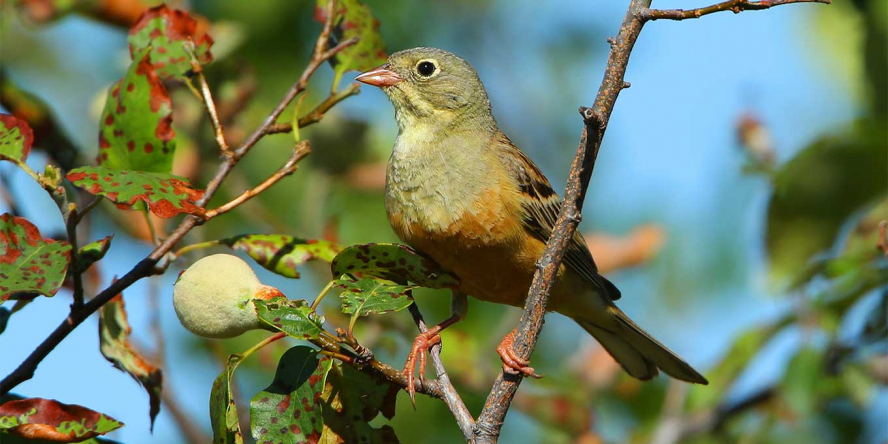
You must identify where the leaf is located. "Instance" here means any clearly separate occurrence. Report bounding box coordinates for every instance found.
[766,119,887,285]
[0,114,33,163]
[254,297,325,340]
[220,234,342,279]
[779,347,826,417]
[315,0,388,75]
[0,214,71,301]
[335,277,415,319]
[98,49,175,173]
[331,243,459,289]
[249,347,333,443]
[0,398,123,442]
[319,361,400,443]
[211,354,246,444]
[128,5,214,79]
[99,294,163,429]
[78,235,113,273]
[67,166,204,218]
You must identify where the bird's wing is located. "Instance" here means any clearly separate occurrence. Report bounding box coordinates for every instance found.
[493,132,621,301]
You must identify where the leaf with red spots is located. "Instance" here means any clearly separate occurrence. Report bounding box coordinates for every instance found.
[254,297,325,340]
[335,277,415,327]
[319,360,400,443]
[0,397,123,442]
[249,346,332,444]
[78,235,113,273]
[0,114,34,163]
[331,243,459,289]
[315,0,387,75]
[99,294,163,430]
[0,213,71,301]
[66,166,204,218]
[98,49,175,173]
[210,354,246,444]
[219,234,342,279]
[128,5,214,79]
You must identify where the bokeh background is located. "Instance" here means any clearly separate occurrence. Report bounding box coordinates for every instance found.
[1,0,886,443]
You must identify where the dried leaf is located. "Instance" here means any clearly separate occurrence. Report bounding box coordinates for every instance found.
[98,49,175,173]
[315,0,387,75]
[0,398,123,442]
[331,243,458,289]
[335,277,415,319]
[78,235,113,273]
[319,361,399,443]
[99,294,162,429]
[128,5,214,79]
[220,234,342,279]
[0,114,33,163]
[249,347,332,443]
[0,214,71,301]
[67,166,204,218]
[254,297,325,340]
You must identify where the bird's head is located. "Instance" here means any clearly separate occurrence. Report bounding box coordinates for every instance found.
[356,47,494,130]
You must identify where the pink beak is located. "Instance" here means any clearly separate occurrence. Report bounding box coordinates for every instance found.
[355,64,403,88]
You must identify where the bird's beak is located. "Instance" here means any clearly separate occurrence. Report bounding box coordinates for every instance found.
[355,64,403,88]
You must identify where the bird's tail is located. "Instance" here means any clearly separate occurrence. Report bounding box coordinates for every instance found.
[574,307,708,384]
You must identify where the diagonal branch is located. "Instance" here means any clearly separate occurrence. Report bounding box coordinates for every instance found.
[645,0,829,21]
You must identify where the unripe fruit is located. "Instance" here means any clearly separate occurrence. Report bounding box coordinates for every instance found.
[173,254,281,338]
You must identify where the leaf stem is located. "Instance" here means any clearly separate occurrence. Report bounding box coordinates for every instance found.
[310,280,336,312]
[170,240,222,260]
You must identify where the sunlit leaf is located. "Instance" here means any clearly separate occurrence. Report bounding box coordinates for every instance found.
[99,294,163,429]
[210,354,245,444]
[128,5,214,79]
[0,114,33,163]
[67,166,204,218]
[0,214,71,301]
[78,235,113,273]
[0,398,123,442]
[319,360,399,443]
[220,234,342,279]
[98,49,175,173]
[249,347,332,443]
[315,0,387,74]
[331,243,458,289]
[254,297,325,340]
[335,276,415,319]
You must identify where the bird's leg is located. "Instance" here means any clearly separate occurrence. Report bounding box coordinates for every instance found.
[403,291,468,405]
[496,328,542,378]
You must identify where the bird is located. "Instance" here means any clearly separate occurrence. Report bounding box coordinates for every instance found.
[355,47,707,400]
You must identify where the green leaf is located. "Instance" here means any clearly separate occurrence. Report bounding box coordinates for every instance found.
[315,0,388,75]
[210,354,246,444]
[0,214,71,301]
[331,243,459,289]
[0,114,33,163]
[766,119,887,285]
[220,234,342,279]
[0,397,123,442]
[249,346,332,443]
[99,294,163,429]
[128,5,214,79]
[254,297,325,340]
[319,360,400,443]
[78,235,113,273]
[780,347,825,417]
[98,49,175,173]
[335,277,415,319]
[67,166,204,218]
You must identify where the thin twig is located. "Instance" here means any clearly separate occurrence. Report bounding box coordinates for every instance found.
[66,207,84,308]
[645,0,829,21]
[264,83,362,135]
[194,70,232,154]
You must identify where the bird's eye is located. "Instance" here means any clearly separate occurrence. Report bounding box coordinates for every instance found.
[416,61,436,77]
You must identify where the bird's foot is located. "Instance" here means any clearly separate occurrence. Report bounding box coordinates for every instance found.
[496,329,542,378]
[402,330,442,406]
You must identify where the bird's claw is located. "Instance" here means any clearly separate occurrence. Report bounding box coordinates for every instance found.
[496,329,542,379]
[402,331,441,406]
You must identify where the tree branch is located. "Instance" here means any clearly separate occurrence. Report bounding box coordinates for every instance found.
[645,0,829,21]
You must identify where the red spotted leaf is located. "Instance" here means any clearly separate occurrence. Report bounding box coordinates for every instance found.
[0,114,34,163]
[99,294,163,429]
[99,49,175,173]
[254,297,325,340]
[0,397,123,442]
[249,346,332,443]
[220,234,342,279]
[331,243,459,289]
[67,166,204,218]
[129,5,214,79]
[0,214,71,301]
[319,360,400,443]
[334,277,415,327]
[315,0,387,75]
